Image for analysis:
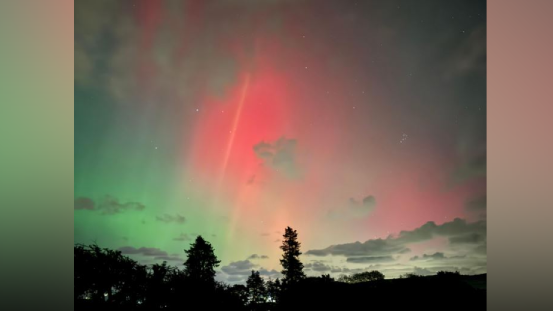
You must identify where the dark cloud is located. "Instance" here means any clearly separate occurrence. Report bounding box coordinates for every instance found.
[363,195,376,207]
[220,257,281,284]
[156,214,186,224]
[410,252,446,261]
[307,218,486,258]
[221,260,256,276]
[74,196,145,215]
[306,238,409,257]
[395,218,486,245]
[450,233,486,245]
[248,254,269,260]
[75,197,95,210]
[346,256,395,263]
[118,246,167,257]
[305,262,332,272]
[253,137,300,179]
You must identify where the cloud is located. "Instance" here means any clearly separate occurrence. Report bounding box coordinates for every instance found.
[305,262,332,272]
[221,260,256,276]
[410,252,446,261]
[173,233,192,242]
[74,196,145,215]
[117,246,185,264]
[259,268,282,279]
[306,238,409,257]
[248,254,269,260]
[363,195,376,206]
[219,257,282,284]
[253,137,300,179]
[306,218,486,258]
[395,218,486,245]
[156,214,186,224]
[346,256,395,263]
[449,233,486,245]
[260,233,270,237]
[118,246,168,257]
[75,197,95,210]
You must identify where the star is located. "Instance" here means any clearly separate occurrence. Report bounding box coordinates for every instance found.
[155,147,158,150]
[196,108,199,112]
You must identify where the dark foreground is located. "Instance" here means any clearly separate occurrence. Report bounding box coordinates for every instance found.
[76,274,486,311]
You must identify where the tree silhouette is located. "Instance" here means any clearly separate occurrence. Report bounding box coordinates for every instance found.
[246,270,266,305]
[320,274,334,282]
[279,226,306,284]
[74,243,147,305]
[146,261,170,308]
[75,241,486,311]
[266,278,282,303]
[183,235,221,285]
[230,284,249,306]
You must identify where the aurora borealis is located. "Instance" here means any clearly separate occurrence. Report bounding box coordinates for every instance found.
[75,0,486,284]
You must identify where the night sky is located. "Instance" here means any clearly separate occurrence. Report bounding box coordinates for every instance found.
[75,0,486,284]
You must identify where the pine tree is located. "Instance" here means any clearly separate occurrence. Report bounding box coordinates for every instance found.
[183,236,221,285]
[279,226,306,284]
[246,270,266,304]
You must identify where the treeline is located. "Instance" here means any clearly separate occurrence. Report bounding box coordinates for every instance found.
[75,227,485,311]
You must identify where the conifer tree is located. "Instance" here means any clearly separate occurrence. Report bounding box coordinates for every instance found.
[279,227,306,284]
[183,236,220,285]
